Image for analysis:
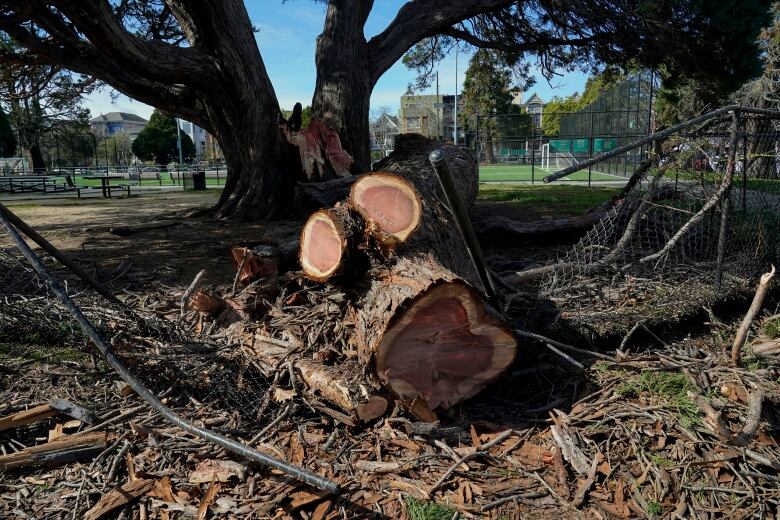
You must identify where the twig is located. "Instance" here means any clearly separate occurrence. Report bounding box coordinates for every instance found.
[514,329,617,362]
[544,343,585,369]
[732,265,775,365]
[232,249,250,296]
[181,269,206,318]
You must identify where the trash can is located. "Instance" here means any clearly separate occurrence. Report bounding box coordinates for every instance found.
[183,171,206,191]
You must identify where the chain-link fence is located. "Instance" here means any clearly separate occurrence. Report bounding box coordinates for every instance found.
[0,217,339,491]
[476,71,657,184]
[537,106,780,335]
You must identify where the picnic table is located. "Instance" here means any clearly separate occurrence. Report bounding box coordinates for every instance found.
[82,175,127,198]
[0,175,70,194]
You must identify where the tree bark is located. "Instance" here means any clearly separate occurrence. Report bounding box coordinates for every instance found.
[346,137,515,411]
[311,0,374,172]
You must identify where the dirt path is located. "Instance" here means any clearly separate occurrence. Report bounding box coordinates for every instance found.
[1,192,302,288]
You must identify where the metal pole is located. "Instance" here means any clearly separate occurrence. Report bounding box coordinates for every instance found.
[741,132,748,213]
[429,150,499,308]
[176,118,184,166]
[715,109,740,289]
[588,112,594,187]
[0,202,120,304]
[453,47,458,145]
[531,124,535,184]
[0,211,339,495]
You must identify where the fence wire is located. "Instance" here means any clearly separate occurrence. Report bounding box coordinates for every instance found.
[540,108,780,335]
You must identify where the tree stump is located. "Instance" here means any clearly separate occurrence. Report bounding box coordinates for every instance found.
[295,135,517,415]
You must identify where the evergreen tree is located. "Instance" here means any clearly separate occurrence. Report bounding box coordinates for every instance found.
[461,50,529,161]
[0,106,16,157]
[131,110,195,166]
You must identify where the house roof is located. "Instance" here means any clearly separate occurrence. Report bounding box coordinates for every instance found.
[90,112,148,124]
[524,93,545,106]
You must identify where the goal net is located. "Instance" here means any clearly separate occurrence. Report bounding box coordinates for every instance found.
[541,143,579,173]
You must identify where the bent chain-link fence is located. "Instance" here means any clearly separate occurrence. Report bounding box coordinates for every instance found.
[540,107,780,335]
[0,225,339,491]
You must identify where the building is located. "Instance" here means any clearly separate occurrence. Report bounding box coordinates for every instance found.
[522,93,545,128]
[369,113,399,155]
[398,94,461,140]
[181,121,210,158]
[89,112,148,138]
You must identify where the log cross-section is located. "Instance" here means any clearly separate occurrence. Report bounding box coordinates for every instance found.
[299,208,351,281]
[349,173,422,250]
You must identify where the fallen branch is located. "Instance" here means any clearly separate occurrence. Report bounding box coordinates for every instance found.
[0,431,107,470]
[688,389,765,446]
[732,265,776,365]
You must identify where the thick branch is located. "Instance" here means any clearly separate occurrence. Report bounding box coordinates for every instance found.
[367,0,513,82]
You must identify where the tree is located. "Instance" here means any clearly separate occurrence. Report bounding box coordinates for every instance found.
[0,105,15,157]
[540,71,624,136]
[131,109,195,167]
[460,49,527,162]
[0,0,770,218]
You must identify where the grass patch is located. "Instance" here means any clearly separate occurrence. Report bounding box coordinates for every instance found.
[616,371,701,428]
[404,496,455,520]
[477,184,619,216]
[763,316,780,340]
[647,500,663,518]
[0,341,86,363]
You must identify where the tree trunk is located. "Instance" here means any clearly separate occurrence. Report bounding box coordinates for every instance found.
[311,1,374,172]
[210,110,297,220]
[296,135,516,414]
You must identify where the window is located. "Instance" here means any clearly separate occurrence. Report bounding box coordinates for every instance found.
[406,117,421,129]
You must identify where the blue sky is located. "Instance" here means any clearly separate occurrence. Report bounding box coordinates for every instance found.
[85,1,589,119]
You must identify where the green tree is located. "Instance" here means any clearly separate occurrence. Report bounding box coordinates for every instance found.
[131,110,195,167]
[461,49,529,162]
[0,105,16,157]
[540,96,580,137]
[0,0,771,218]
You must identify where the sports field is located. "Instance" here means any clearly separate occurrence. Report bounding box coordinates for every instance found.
[478,163,628,183]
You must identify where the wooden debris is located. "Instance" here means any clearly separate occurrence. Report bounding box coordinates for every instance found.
[189,459,248,484]
[230,245,279,285]
[0,431,107,470]
[0,403,57,432]
[84,478,155,520]
[732,265,775,364]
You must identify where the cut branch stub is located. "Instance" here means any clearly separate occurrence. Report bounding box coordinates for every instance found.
[299,208,349,282]
[370,281,516,410]
[349,173,422,250]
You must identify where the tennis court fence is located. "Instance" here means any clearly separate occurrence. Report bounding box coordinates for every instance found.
[475,112,653,185]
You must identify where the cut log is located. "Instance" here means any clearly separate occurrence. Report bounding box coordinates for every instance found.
[350,138,516,409]
[299,206,362,282]
[0,431,107,470]
[354,260,516,410]
[0,403,57,432]
[349,173,422,250]
[371,133,478,209]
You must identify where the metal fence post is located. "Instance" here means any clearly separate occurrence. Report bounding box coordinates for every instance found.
[475,115,481,183]
[531,123,535,184]
[715,109,741,290]
[588,111,594,187]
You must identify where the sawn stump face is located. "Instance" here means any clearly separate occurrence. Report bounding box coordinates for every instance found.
[375,283,516,410]
[300,210,345,281]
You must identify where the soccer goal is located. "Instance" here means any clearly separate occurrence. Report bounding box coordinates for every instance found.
[541,143,579,173]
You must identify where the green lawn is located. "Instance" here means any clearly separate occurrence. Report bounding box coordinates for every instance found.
[478,184,620,216]
[49,174,226,188]
[479,163,629,183]
[663,169,780,194]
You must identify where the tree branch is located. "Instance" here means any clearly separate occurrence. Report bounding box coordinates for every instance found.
[366,0,513,83]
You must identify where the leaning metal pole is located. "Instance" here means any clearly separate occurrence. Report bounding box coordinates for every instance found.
[429,149,500,308]
[0,202,120,304]
[0,211,339,494]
